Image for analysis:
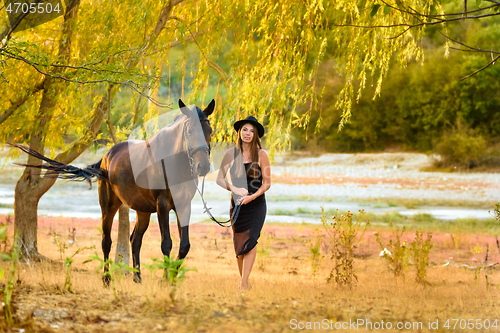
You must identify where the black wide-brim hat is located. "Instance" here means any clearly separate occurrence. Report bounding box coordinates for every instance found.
[233,116,265,138]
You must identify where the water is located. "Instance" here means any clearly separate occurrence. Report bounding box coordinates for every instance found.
[0,180,493,224]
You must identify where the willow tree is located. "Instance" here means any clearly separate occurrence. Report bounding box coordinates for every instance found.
[0,0,335,260]
[5,0,488,260]
[1,0,183,259]
[329,0,500,128]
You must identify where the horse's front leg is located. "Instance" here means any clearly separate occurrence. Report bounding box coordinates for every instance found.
[174,204,191,260]
[157,195,173,259]
[130,211,151,283]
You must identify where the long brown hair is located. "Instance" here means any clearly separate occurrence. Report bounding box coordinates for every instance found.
[236,123,262,178]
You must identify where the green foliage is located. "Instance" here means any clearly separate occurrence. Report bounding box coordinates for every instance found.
[257,231,273,271]
[435,128,486,168]
[308,229,324,281]
[375,224,410,278]
[63,257,74,293]
[84,252,138,299]
[63,246,95,293]
[0,0,341,160]
[491,203,500,222]
[144,256,196,303]
[52,232,68,260]
[0,229,19,326]
[376,225,433,284]
[293,18,500,154]
[321,208,369,288]
[410,230,433,284]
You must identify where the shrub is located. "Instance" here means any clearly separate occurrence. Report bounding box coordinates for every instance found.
[321,208,369,288]
[376,225,433,284]
[435,128,486,169]
[410,230,433,284]
[375,224,409,278]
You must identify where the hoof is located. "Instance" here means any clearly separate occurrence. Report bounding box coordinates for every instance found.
[133,273,142,284]
[102,275,111,287]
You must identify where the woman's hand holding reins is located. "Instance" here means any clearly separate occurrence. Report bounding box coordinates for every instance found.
[232,187,248,197]
[238,194,255,205]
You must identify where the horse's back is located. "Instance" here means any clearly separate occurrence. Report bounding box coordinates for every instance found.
[100,141,157,213]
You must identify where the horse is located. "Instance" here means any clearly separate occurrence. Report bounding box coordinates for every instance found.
[12,99,214,283]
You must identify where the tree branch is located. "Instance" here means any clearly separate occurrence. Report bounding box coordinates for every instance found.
[439,30,500,54]
[1,49,171,107]
[335,11,500,30]
[169,16,230,89]
[380,0,499,18]
[460,54,500,81]
[56,0,186,163]
[0,81,44,125]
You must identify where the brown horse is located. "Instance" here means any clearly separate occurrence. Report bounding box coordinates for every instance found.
[12,99,214,283]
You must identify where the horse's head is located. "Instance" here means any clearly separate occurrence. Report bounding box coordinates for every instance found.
[179,98,214,177]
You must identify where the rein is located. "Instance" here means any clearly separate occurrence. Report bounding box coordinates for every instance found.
[146,119,240,228]
[182,120,241,228]
[193,176,241,228]
[159,121,241,228]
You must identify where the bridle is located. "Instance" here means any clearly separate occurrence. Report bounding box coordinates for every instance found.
[183,118,241,228]
[182,119,211,173]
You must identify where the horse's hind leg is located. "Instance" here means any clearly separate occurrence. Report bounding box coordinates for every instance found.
[99,180,121,286]
[130,211,151,283]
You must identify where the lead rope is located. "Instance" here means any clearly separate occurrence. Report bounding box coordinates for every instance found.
[182,121,240,227]
[193,176,241,228]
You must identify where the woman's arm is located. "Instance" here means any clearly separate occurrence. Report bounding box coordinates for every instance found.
[239,149,271,204]
[216,148,248,196]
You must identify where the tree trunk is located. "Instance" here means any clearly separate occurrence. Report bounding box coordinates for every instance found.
[14,173,57,259]
[114,205,130,265]
[12,0,177,261]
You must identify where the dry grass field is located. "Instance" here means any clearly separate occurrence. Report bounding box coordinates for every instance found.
[0,213,499,332]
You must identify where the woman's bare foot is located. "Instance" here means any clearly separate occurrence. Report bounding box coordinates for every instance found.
[239,281,251,291]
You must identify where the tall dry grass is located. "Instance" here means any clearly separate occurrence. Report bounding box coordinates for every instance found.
[0,215,498,332]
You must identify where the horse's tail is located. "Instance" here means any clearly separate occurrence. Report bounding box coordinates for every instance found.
[8,143,108,189]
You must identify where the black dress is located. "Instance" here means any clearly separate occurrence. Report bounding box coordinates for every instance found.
[229,151,267,258]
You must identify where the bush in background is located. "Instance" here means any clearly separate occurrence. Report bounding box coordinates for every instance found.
[435,127,486,169]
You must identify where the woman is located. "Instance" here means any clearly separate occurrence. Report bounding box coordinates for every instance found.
[216,116,271,291]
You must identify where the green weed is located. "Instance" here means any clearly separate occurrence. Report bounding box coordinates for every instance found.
[144,256,196,303]
[308,229,324,281]
[0,228,19,326]
[257,231,273,271]
[375,223,410,278]
[84,252,138,299]
[321,208,369,288]
[52,232,68,260]
[490,202,500,222]
[63,246,95,293]
[410,230,433,284]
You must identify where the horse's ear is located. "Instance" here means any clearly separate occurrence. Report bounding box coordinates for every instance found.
[179,99,190,115]
[203,99,215,117]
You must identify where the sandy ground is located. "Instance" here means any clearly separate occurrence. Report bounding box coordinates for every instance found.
[270,152,500,203]
[0,214,499,332]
